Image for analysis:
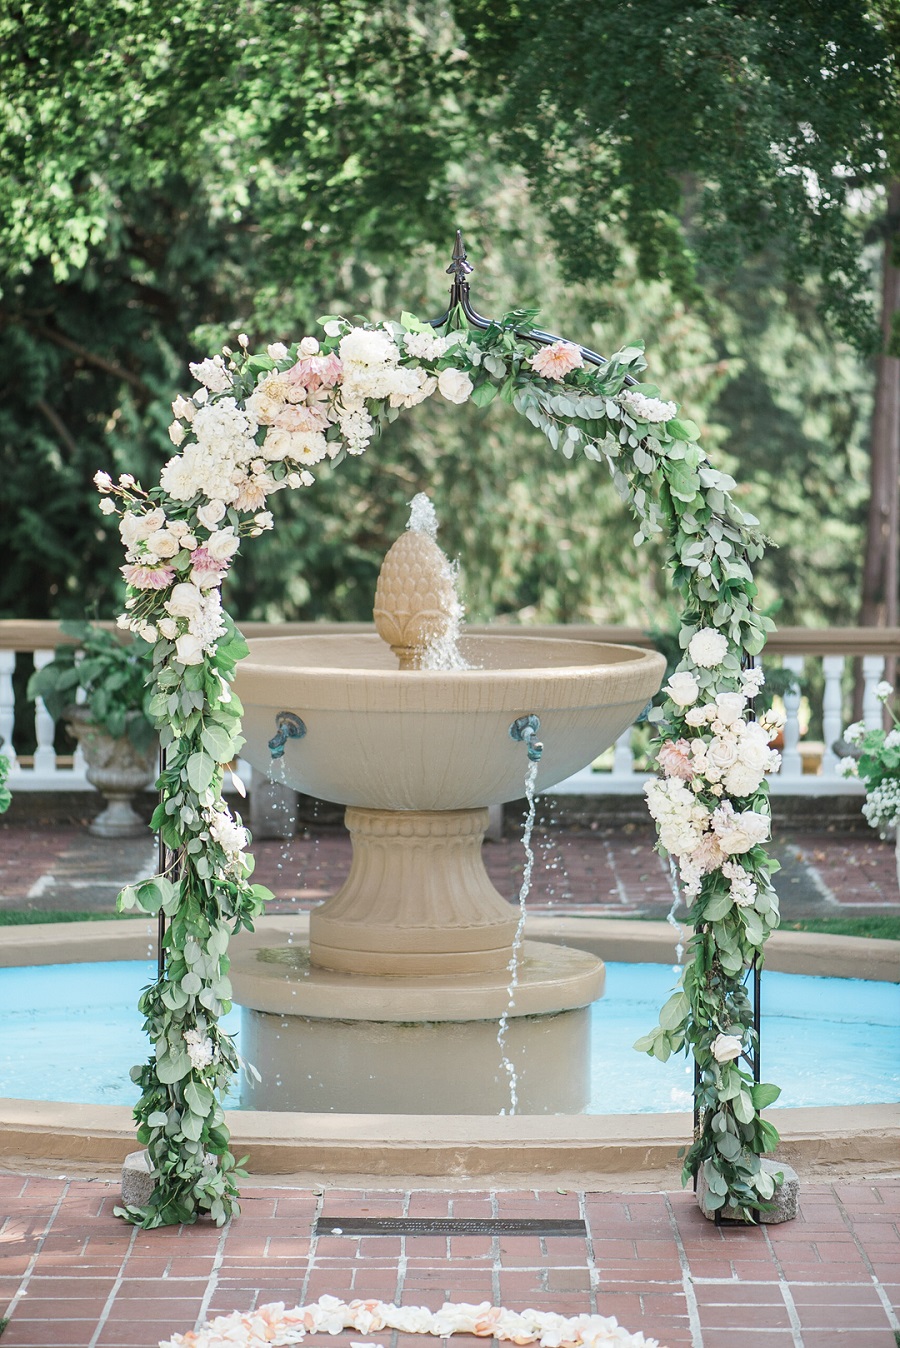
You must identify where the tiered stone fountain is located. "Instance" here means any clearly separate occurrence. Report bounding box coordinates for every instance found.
[230,501,665,1114]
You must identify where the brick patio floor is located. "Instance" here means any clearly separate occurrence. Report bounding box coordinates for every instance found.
[1,1176,899,1348]
[1,814,898,920]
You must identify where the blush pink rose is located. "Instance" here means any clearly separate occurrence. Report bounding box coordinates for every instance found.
[285,351,342,390]
[657,738,696,780]
[189,547,227,589]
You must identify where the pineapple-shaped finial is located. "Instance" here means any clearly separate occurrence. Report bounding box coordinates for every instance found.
[373,494,460,669]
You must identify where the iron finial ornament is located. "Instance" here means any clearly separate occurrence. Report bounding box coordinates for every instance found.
[446,229,474,282]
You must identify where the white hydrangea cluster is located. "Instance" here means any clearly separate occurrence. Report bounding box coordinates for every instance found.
[183,1027,216,1070]
[861,778,900,833]
[617,388,678,424]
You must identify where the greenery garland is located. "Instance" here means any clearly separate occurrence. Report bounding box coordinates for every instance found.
[97,308,781,1228]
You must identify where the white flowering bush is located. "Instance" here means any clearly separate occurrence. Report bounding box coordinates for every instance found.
[97,309,778,1227]
[838,683,900,836]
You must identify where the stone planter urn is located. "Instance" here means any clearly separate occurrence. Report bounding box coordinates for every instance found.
[66,707,158,838]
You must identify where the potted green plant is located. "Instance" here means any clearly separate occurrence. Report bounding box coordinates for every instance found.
[27,621,157,837]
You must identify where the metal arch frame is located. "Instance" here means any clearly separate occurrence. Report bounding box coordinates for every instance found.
[429,230,762,1200]
[153,230,762,1170]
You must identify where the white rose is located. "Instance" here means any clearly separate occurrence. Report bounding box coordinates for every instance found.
[688,627,729,668]
[267,342,289,360]
[158,618,179,640]
[145,529,180,559]
[665,671,700,707]
[713,692,746,726]
[740,722,775,771]
[299,336,320,356]
[706,732,741,772]
[175,633,205,665]
[98,498,116,515]
[168,421,185,446]
[437,368,474,404]
[711,1033,743,1063]
[712,804,770,854]
[165,582,205,622]
[685,705,710,727]
[197,500,227,530]
[205,527,240,561]
[253,511,274,530]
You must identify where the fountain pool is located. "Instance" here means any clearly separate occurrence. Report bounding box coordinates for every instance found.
[2,956,897,1113]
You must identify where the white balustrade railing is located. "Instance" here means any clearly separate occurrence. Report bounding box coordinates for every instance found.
[0,620,897,796]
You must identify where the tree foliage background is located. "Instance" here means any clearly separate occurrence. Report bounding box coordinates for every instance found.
[1,0,896,633]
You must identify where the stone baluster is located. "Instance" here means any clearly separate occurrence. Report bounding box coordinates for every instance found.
[0,650,16,768]
[610,726,635,780]
[31,649,58,776]
[820,654,846,776]
[72,685,88,778]
[862,654,886,730]
[779,655,805,780]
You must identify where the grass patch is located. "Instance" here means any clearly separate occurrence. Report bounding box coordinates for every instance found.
[780,915,900,941]
[0,909,141,925]
[628,911,900,940]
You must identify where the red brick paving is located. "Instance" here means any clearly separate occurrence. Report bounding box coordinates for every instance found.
[0,1176,898,1348]
[2,817,898,918]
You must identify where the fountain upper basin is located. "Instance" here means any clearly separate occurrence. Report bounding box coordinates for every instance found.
[236,633,665,810]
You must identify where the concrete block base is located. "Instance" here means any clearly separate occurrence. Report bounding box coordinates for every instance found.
[121,1149,155,1207]
[698,1158,800,1224]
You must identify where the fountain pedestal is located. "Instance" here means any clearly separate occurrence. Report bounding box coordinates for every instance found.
[230,938,604,1115]
[311,806,518,975]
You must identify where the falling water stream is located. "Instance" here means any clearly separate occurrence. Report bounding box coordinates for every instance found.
[496,758,540,1114]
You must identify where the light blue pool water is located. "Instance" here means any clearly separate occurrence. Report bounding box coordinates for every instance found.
[0,959,897,1113]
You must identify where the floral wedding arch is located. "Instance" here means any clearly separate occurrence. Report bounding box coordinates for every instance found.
[97,271,784,1229]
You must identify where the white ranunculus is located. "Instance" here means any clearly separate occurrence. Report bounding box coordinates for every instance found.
[688,627,729,668]
[205,527,240,561]
[437,367,474,404]
[665,671,700,707]
[165,582,205,622]
[713,692,746,726]
[175,632,204,665]
[711,1033,743,1063]
[197,500,226,530]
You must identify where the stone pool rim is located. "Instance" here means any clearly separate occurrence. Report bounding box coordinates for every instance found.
[1,916,897,1183]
